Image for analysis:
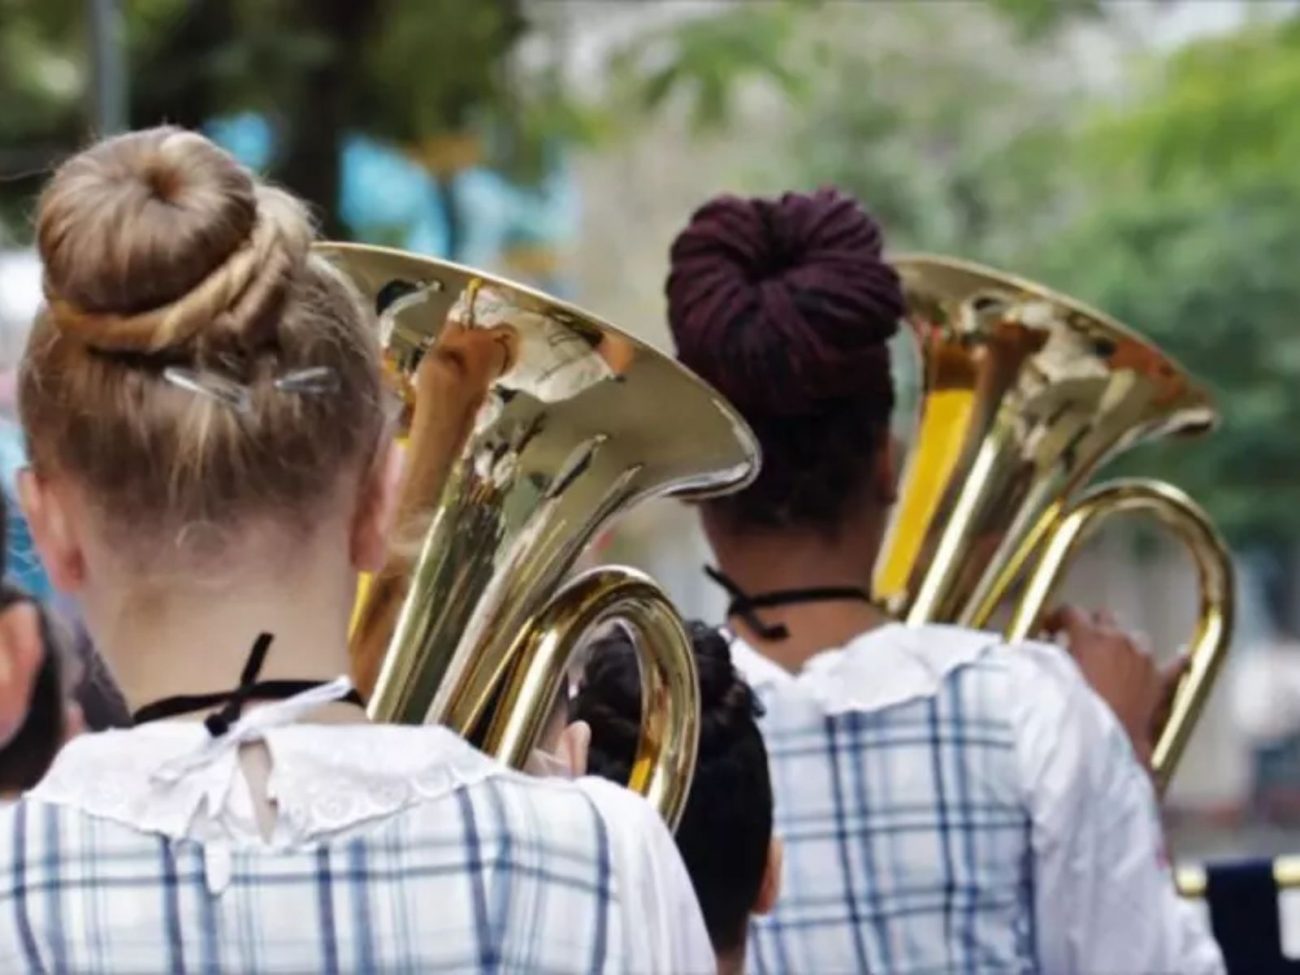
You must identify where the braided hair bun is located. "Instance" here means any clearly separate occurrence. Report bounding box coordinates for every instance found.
[666,187,901,417]
[666,188,903,528]
[38,127,312,359]
[20,126,384,559]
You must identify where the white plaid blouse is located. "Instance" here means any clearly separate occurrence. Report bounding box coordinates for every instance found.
[0,686,713,974]
[732,623,1225,975]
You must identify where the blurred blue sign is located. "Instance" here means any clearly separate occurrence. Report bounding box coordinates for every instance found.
[0,420,50,600]
[205,113,578,295]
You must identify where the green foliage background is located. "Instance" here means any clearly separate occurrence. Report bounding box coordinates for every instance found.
[747,4,1300,555]
[3,0,1300,556]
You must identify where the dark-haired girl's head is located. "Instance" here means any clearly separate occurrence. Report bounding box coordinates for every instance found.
[571,622,778,958]
[666,188,902,533]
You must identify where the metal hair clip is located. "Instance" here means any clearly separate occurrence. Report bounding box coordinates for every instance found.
[274,366,341,396]
[162,366,253,414]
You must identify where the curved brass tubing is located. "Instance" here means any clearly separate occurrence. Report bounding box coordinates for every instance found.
[483,567,701,829]
[1003,478,1235,793]
[321,243,757,830]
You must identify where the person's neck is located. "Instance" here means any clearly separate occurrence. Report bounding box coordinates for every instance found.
[81,538,359,718]
[706,514,892,674]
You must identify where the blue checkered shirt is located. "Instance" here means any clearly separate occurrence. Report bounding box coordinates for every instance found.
[0,716,712,973]
[732,624,1224,975]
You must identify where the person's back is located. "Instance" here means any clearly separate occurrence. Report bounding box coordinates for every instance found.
[0,126,711,973]
[0,721,695,972]
[662,187,1224,974]
[736,622,1224,974]
[739,625,1029,973]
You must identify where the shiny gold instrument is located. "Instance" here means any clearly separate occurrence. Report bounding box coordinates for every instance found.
[319,243,759,828]
[874,255,1234,792]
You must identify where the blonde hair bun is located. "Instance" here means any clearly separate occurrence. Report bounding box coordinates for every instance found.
[20,125,385,558]
[37,126,313,357]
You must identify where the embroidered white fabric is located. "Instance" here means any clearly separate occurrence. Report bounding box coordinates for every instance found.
[27,679,500,850]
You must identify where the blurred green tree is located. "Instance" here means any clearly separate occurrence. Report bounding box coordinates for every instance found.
[0,0,532,236]
[985,0,1104,38]
[737,2,1300,553]
[1078,15,1300,197]
[16,2,1297,550]
[1019,14,1300,552]
[0,0,85,236]
[732,1,1091,261]
[1026,178,1300,551]
[0,0,1102,243]
[602,1,810,134]
[0,0,812,239]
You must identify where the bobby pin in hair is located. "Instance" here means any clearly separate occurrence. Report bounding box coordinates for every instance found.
[163,365,342,413]
[163,366,253,413]
[274,366,340,396]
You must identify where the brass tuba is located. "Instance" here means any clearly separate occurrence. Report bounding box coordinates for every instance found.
[874,255,1234,792]
[319,243,759,828]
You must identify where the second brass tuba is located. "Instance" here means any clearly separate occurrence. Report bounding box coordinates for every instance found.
[320,243,759,828]
[874,255,1234,792]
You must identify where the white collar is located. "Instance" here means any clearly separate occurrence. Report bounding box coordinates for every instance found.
[27,688,503,848]
[148,676,356,798]
[729,622,1003,715]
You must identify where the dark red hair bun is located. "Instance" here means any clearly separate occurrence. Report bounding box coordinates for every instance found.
[665,187,902,418]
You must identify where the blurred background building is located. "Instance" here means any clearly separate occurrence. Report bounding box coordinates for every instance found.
[4,0,1300,860]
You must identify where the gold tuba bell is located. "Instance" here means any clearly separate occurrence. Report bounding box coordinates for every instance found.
[319,243,759,828]
[875,255,1234,792]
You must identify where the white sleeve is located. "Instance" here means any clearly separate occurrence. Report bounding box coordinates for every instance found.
[577,777,715,975]
[1011,641,1225,975]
